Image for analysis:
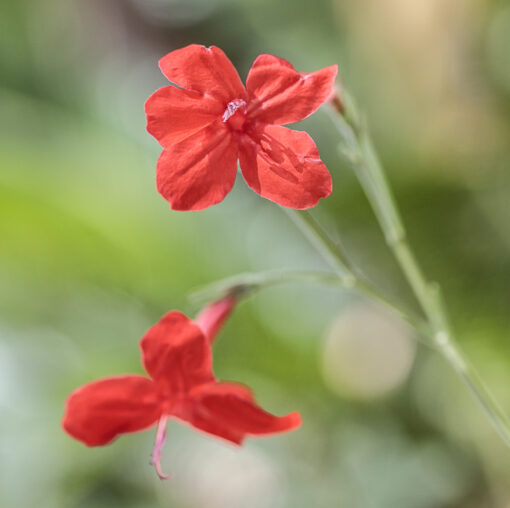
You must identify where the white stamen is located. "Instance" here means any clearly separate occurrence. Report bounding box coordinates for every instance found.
[222,99,247,122]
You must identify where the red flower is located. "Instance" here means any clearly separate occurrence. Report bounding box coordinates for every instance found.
[145,44,337,211]
[62,298,301,479]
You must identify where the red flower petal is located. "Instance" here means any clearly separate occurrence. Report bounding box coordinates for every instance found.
[239,124,332,209]
[159,44,247,104]
[177,382,301,445]
[246,54,337,125]
[156,121,239,211]
[195,297,237,344]
[62,376,161,446]
[140,311,214,394]
[145,86,223,146]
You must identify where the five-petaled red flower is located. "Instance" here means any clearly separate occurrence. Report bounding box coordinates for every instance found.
[145,44,337,211]
[62,298,301,479]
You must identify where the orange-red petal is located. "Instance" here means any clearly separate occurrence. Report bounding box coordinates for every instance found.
[140,311,214,394]
[159,44,246,104]
[62,375,162,446]
[177,382,301,445]
[156,121,239,211]
[145,86,222,147]
[246,54,337,125]
[239,124,332,209]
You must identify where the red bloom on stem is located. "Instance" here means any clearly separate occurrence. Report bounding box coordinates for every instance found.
[62,298,300,479]
[145,44,337,211]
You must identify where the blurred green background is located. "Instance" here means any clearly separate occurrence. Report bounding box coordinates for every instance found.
[1,0,510,506]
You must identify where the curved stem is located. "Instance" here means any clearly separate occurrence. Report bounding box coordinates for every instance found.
[191,268,433,348]
[189,269,342,303]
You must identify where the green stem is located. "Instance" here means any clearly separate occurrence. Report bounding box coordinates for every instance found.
[189,269,342,303]
[326,98,510,447]
[284,208,425,330]
[283,209,355,284]
[190,268,432,347]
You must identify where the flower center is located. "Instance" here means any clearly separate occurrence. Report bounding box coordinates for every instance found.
[222,99,247,131]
